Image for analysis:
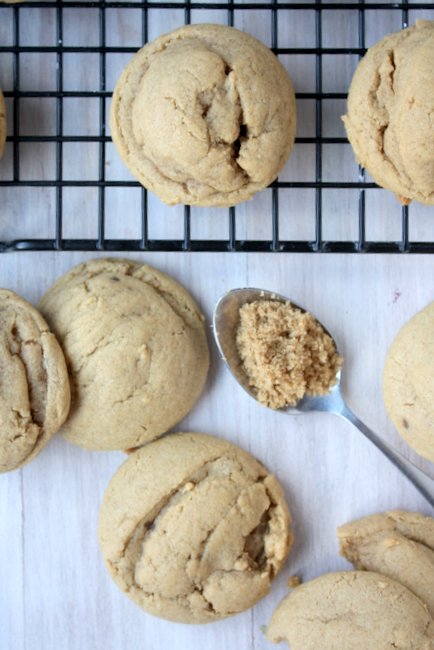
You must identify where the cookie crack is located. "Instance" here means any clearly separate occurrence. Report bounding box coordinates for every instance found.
[81,261,201,334]
[243,505,272,572]
[8,325,47,429]
[132,274,202,333]
[389,49,396,94]
[65,264,203,372]
[112,456,222,572]
[191,63,252,185]
[2,320,49,464]
[384,514,434,551]
[190,472,269,577]
[372,49,415,197]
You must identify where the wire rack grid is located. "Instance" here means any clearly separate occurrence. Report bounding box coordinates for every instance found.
[0,1,433,254]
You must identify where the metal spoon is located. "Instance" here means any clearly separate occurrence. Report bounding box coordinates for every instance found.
[213,287,434,508]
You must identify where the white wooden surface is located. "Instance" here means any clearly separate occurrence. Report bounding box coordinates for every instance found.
[1,4,434,650]
[1,252,434,650]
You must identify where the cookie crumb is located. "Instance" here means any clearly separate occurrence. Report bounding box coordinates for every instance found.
[236,300,342,409]
[397,194,411,206]
[234,557,249,571]
[288,575,301,588]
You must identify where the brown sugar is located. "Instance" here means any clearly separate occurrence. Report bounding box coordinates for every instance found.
[236,299,342,409]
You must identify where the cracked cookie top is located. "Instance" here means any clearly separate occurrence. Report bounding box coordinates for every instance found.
[110,23,296,207]
[383,301,434,462]
[0,88,6,159]
[38,258,209,451]
[0,289,70,472]
[338,510,434,618]
[267,571,434,650]
[98,432,292,623]
[343,20,434,205]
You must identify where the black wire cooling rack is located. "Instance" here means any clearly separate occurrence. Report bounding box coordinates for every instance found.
[0,1,433,253]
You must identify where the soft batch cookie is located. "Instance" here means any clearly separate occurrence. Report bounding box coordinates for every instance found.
[343,20,434,205]
[267,571,434,649]
[39,258,209,451]
[383,301,434,462]
[99,432,292,623]
[0,289,70,472]
[0,89,6,159]
[338,510,434,618]
[110,23,296,207]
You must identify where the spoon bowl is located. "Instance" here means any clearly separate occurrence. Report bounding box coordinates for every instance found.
[213,287,340,414]
[213,287,434,507]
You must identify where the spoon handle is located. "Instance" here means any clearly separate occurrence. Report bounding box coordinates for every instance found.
[338,403,434,509]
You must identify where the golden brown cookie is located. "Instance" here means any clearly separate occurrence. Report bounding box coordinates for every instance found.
[110,23,296,207]
[0,289,70,472]
[338,510,434,617]
[99,432,292,623]
[343,20,434,205]
[39,258,209,451]
[383,301,434,462]
[267,571,434,649]
[0,88,6,159]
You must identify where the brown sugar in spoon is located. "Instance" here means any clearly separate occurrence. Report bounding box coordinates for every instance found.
[213,287,434,508]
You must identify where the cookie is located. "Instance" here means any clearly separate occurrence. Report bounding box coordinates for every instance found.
[267,571,434,649]
[383,301,434,462]
[98,432,292,623]
[39,258,209,451]
[338,510,434,617]
[0,88,6,159]
[0,289,70,472]
[110,23,296,207]
[343,20,434,205]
